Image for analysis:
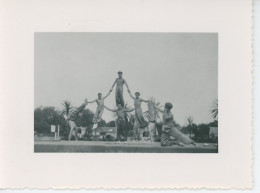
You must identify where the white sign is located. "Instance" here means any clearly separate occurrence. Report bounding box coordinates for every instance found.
[51,125,56,133]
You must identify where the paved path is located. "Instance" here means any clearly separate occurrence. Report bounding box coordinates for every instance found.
[34,140,218,153]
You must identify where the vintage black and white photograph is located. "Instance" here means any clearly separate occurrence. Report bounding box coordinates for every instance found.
[2,0,254,189]
[34,32,218,153]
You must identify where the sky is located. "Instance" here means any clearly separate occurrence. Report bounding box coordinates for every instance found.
[34,33,218,125]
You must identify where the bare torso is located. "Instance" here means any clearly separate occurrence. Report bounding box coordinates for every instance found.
[116,78,125,87]
[134,98,142,108]
[96,98,104,109]
[117,109,125,119]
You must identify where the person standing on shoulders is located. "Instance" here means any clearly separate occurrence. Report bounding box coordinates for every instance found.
[110,71,130,108]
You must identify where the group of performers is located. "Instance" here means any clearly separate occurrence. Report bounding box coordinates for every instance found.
[67,71,196,147]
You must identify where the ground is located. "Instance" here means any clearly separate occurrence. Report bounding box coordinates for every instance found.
[34,140,218,153]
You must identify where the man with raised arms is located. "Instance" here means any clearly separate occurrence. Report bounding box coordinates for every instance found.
[110,71,130,108]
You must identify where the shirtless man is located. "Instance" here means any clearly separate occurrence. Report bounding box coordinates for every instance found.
[111,71,130,108]
[88,90,112,133]
[104,104,134,141]
[128,90,149,141]
[88,90,111,129]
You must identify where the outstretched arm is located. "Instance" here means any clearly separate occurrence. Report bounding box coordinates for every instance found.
[88,99,97,104]
[127,89,135,100]
[125,108,135,113]
[124,79,130,90]
[156,107,164,113]
[104,105,117,112]
[103,90,112,100]
[111,79,117,90]
[142,99,149,103]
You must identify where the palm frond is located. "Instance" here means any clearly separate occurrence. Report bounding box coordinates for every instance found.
[123,103,133,122]
[61,100,73,118]
[211,99,218,120]
[144,97,162,122]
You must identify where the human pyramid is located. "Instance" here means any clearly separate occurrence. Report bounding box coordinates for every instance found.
[67,71,196,147]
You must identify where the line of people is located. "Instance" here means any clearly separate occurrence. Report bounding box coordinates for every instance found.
[67,71,196,147]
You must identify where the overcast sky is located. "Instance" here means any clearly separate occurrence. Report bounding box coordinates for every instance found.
[35,33,217,125]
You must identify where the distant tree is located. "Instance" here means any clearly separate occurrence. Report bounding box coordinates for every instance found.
[187,116,193,125]
[211,99,218,121]
[197,123,210,139]
[34,106,66,135]
[106,120,116,127]
[75,109,95,128]
[181,123,198,136]
[99,119,107,127]
[180,126,188,134]
[208,120,218,127]
[187,116,194,138]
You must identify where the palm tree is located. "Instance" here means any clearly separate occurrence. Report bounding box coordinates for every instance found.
[187,116,194,138]
[61,100,73,118]
[60,100,73,133]
[211,99,218,121]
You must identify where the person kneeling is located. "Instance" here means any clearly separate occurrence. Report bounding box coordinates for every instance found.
[161,126,184,147]
[159,102,197,147]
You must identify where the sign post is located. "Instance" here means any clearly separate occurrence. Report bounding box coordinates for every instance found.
[51,125,55,132]
[57,125,60,140]
[51,125,56,140]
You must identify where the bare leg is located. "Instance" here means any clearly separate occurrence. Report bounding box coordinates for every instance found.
[68,128,75,141]
[68,120,76,141]
[81,127,87,138]
[93,108,103,124]
[148,122,156,142]
[133,122,139,141]
[116,86,124,107]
